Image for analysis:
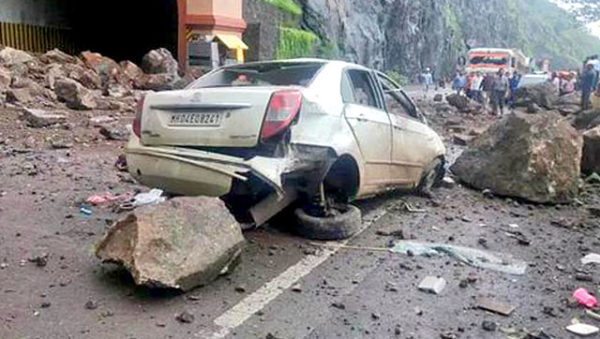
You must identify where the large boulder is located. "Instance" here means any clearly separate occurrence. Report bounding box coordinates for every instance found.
[446,93,469,111]
[54,78,97,110]
[0,47,34,65]
[514,82,558,110]
[582,126,600,174]
[141,48,179,75]
[574,109,600,130]
[120,60,145,88]
[139,73,179,91]
[451,111,582,204]
[0,67,11,92]
[39,49,78,64]
[80,51,120,78]
[95,197,245,291]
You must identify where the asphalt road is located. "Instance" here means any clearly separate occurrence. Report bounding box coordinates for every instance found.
[1,101,599,339]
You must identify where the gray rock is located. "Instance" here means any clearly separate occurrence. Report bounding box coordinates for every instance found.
[514,82,558,109]
[418,276,446,294]
[54,78,97,110]
[526,102,542,114]
[141,48,179,75]
[0,47,34,65]
[22,108,67,128]
[433,94,443,102]
[583,126,600,174]
[99,124,129,141]
[574,109,600,130]
[95,197,245,291]
[452,111,582,204]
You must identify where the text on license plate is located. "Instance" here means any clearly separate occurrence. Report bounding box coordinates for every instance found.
[169,113,223,126]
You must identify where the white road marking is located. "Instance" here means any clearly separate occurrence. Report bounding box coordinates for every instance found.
[196,207,387,339]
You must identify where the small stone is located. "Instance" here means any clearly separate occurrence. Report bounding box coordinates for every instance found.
[459,279,469,288]
[461,216,472,222]
[291,284,302,293]
[28,253,48,267]
[331,302,346,310]
[481,320,497,332]
[371,312,380,320]
[418,276,446,295]
[441,177,456,189]
[235,285,246,293]
[575,273,594,282]
[175,311,194,324]
[84,300,98,310]
[40,302,51,308]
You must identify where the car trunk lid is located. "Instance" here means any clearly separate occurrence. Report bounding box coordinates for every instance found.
[140,88,276,147]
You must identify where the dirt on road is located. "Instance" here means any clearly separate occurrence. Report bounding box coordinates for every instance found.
[1,94,600,339]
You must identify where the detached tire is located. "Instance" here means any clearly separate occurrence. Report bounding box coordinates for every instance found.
[294,205,362,240]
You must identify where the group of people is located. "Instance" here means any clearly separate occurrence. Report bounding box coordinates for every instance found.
[450,70,521,115]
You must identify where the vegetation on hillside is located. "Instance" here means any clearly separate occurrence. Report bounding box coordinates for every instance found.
[260,0,302,16]
[512,0,600,68]
[276,27,319,59]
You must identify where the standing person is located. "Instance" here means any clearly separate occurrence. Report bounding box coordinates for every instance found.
[550,72,561,94]
[582,63,596,110]
[491,70,509,116]
[481,73,495,110]
[469,72,484,103]
[508,71,521,107]
[422,68,434,96]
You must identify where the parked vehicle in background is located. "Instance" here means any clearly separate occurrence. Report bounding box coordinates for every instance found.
[466,48,530,75]
[126,59,446,239]
[517,73,550,88]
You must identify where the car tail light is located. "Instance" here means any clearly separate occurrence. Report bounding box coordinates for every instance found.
[261,90,302,141]
[133,95,145,138]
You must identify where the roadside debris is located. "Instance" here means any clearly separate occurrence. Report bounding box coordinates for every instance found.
[28,253,49,267]
[175,311,195,324]
[566,323,599,336]
[391,241,528,275]
[129,189,165,208]
[573,288,598,308]
[481,320,497,332]
[476,297,516,316]
[581,253,600,265]
[86,192,133,206]
[95,197,245,291]
[452,112,582,204]
[585,310,600,321]
[418,276,446,295]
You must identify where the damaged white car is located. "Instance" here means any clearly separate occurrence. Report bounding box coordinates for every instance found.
[126,59,446,239]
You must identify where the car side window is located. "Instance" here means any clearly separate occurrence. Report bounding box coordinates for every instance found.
[377,74,419,118]
[345,69,379,109]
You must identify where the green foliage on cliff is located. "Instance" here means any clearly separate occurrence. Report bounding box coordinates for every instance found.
[510,0,600,68]
[261,0,302,16]
[276,27,319,59]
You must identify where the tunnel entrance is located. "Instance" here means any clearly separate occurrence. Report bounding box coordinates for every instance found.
[66,0,179,64]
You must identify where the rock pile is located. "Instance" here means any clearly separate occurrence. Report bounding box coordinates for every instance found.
[0,46,201,112]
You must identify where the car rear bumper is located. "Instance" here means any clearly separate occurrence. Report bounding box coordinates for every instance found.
[126,133,287,197]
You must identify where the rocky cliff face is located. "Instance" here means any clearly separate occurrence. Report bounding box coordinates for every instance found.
[245,0,600,77]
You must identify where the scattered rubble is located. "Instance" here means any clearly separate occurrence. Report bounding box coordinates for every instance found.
[95,197,245,291]
[476,297,516,316]
[21,108,66,128]
[417,276,446,294]
[566,323,599,336]
[452,111,582,204]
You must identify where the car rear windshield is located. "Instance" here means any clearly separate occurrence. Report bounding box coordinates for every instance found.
[188,62,324,89]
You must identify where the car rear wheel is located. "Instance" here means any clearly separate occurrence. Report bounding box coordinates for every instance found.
[294,204,362,240]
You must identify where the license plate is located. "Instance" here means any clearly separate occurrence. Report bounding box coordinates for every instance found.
[169,113,223,126]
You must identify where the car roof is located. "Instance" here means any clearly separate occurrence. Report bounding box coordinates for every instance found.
[223,58,371,72]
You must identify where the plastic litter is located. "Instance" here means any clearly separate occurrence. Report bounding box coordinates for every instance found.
[390,240,528,275]
[574,288,598,308]
[581,253,600,266]
[566,323,599,336]
[80,205,93,216]
[132,189,166,207]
